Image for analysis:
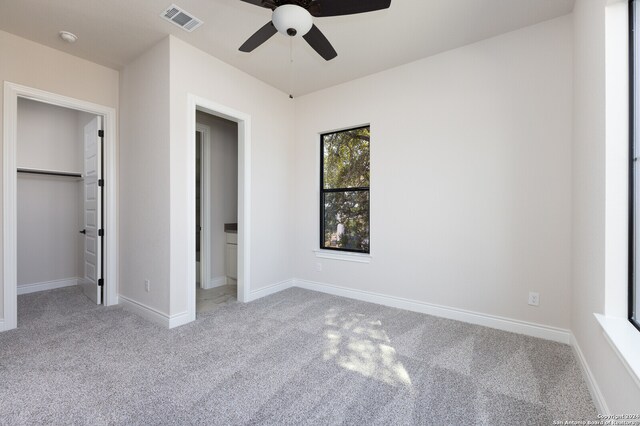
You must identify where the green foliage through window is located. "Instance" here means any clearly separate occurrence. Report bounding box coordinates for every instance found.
[320,126,370,253]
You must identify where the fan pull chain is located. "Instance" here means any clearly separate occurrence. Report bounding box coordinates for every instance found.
[288,38,294,99]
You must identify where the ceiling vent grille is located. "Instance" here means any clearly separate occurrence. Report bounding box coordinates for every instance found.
[161,4,203,32]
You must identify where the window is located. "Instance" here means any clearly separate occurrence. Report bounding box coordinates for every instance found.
[320,126,370,254]
[630,0,640,331]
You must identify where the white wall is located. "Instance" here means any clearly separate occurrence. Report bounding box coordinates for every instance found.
[17,176,80,286]
[119,35,294,318]
[119,38,171,314]
[17,98,83,173]
[293,16,573,329]
[196,111,238,283]
[572,0,640,412]
[16,99,87,287]
[0,29,119,321]
[169,36,295,316]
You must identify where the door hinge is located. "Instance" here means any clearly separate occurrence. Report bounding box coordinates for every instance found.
[98,278,104,287]
[98,229,104,237]
[98,179,104,187]
[98,130,104,138]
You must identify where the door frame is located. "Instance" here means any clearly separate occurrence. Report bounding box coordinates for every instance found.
[196,123,211,290]
[187,94,251,323]
[2,82,118,331]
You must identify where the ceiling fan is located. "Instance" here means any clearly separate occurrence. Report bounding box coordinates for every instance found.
[238,0,392,61]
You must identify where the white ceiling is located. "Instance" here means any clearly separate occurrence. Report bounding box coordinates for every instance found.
[0,0,575,96]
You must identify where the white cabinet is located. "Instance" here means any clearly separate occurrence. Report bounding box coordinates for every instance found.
[225,232,237,281]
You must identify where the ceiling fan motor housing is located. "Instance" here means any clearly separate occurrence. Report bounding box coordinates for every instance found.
[272,4,313,37]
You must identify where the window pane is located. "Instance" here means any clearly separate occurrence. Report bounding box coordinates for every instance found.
[323,127,370,189]
[323,191,370,252]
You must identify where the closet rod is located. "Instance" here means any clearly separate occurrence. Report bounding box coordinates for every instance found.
[17,168,82,178]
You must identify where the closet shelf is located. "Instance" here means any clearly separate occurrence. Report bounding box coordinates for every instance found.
[17,168,82,178]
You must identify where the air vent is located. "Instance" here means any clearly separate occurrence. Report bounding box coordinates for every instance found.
[160,4,203,32]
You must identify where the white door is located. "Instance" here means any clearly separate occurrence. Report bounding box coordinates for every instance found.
[196,131,203,288]
[81,117,102,304]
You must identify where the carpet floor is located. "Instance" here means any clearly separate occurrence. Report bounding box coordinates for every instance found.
[0,286,596,425]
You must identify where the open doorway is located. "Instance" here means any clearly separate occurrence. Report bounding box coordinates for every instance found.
[195,112,238,314]
[16,98,103,305]
[2,83,117,332]
[186,95,251,323]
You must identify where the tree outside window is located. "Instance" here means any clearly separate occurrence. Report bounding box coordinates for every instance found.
[320,126,370,253]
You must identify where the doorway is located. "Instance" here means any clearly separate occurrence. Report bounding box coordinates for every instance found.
[195,113,239,314]
[186,95,251,323]
[17,99,103,304]
[2,82,118,332]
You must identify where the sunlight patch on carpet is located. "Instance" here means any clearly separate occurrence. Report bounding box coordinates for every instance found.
[323,309,412,388]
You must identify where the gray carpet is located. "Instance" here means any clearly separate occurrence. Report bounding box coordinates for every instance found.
[0,286,596,425]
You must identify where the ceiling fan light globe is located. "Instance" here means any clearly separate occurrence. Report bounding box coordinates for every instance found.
[272,4,313,37]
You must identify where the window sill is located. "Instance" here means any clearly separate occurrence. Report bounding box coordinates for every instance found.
[594,313,640,390]
[314,249,372,263]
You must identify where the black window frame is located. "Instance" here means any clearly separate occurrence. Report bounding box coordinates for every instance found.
[319,125,371,254]
[629,0,640,332]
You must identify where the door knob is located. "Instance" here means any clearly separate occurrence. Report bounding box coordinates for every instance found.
[79,229,86,234]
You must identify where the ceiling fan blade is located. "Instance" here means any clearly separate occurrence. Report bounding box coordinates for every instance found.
[309,0,391,17]
[238,0,277,10]
[303,25,337,61]
[239,21,278,52]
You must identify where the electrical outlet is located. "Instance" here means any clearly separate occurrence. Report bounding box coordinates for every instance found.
[315,262,322,272]
[145,279,150,292]
[528,292,539,306]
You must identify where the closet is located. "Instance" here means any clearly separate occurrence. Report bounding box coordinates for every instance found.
[16,98,103,304]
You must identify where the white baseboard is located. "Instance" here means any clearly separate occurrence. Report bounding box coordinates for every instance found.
[168,311,191,328]
[119,295,192,329]
[0,319,4,332]
[202,276,227,290]
[17,277,79,295]
[243,277,570,343]
[119,277,571,344]
[119,295,171,328]
[570,333,609,414]
[294,279,571,344]
[247,279,294,302]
